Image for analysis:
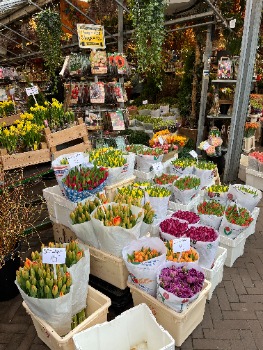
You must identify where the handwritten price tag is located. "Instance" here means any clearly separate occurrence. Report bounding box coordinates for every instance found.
[173,237,190,252]
[152,162,163,174]
[42,248,66,264]
[158,136,164,145]
[189,150,198,159]
[67,153,86,168]
[25,86,39,96]
[202,141,211,151]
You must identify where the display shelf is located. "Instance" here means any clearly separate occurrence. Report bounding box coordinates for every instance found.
[211,79,237,84]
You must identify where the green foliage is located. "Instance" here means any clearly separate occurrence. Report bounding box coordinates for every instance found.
[128,0,166,86]
[177,49,195,120]
[35,9,63,91]
[119,129,150,146]
[26,93,46,110]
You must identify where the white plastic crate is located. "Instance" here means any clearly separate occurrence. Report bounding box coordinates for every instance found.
[219,230,247,267]
[73,303,175,350]
[43,185,76,227]
[238,154,248,182]
[246,168,263,191]
[245,207,260,237]
[23,286,111,350]
[168,194,201,212]
[202,247,227,300]
[128,281,211,347]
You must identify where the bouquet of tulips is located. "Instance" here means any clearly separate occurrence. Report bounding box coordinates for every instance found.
[248,151,263,171]
[145,186,171,220]
[91,203,144,257]
[219,203,253,239]
[159,218,189,241]
[194,161,217,188]
[228,184,262,212]
[70,198,102,248]
[197,200,225,230]
[62,165,108,202]
[153,173,178,188]
[171,210,200,224]
[122,237,167,296]
[244,122,258,138]
[133,180,152,188]
[117,185,145,205]
[185,225,219,269]
[170,158,196,176]
[157,265,205,312]
[205,184,229,205]
[16,241,90,336]
[173,175,200,205]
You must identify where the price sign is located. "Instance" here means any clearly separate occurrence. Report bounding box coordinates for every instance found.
[42,248,66,265]
[25,86,39,96]
[152,162,163,175]
[172,237,190,253]
[77,24,105,49]
[67,152,87,168]
[189,150,198,159]
[142,100,148,105]
[158,136,164,145]
[202,141,211,151]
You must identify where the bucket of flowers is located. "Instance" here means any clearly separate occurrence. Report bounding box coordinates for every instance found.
[204,184,229,205]
[185,225,219,269]
[194,161,217,188]
[122,237,167,296]
[219,203,253,239]
[70,198,103,248]
[145,186,171,221]
[171,210,200,224]
[169,158,196,176]
[136,147,164,172]
[91,202,144,257]
[197,200,225,230]
[244,122,258,138]
[157,264,205,313]
[228,184,262,212]
[173,175,201,205]
[16,241,90,336]
[61,165,109,202]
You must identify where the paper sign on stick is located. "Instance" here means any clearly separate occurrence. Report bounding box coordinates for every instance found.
[42,248,66,265]
[173,237,190,252]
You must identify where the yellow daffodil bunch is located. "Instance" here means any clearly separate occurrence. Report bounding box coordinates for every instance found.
[29,104,47,125]
[0,123,20,153]
[16,119,44,150]
[149,129,187,151]
[0,100,15,117]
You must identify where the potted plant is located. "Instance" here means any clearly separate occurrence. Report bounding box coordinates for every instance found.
[0,173,42,301]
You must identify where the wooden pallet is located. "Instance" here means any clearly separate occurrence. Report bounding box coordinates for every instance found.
[0,114,20,127]
[44,118,92,159]
[0,142,51,176]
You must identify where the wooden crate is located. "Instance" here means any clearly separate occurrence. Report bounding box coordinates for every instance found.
[0,142,51,171]
[45,118,91,159]
[0,114,20,127]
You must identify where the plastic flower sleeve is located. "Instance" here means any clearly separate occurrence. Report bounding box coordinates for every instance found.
[194,167,215,188]
[136,154,164,172]
[228,184,262,212]
[157,263,205,313]
[122,237,166,296]
[144,192,170,221]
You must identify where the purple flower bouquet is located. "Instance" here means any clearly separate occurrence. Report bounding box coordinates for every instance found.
[157,264,205,313]
[185,225,219,269]
[159,218,189,241]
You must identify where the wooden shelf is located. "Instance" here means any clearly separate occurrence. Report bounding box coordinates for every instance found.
[211,80,237,83]
[207,115,232,119]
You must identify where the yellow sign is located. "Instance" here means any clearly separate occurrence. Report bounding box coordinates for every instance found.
[77,24,105,49]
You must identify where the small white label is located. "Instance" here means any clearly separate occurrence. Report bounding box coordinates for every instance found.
[9,88,15,95]
[189,150,198,158]
[25,86,39,96]
[202,141,211,151]
[158,136,164,145]
[67,153,86,168]
[173,237,190,252]
[42,248,66,264]
[230,19,236,28]
[152,162,163,174]
[142,100,148,105]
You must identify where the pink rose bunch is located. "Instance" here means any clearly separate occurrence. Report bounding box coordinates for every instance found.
[160,218,188,238]
[172,210,200,224]
[209,136,223,147]
[186,226,218,242]
[206,145,216,156]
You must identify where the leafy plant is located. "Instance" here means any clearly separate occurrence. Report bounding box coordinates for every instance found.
[128,0,166,86]
[35,9,63,91]
[119,129,150,146]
